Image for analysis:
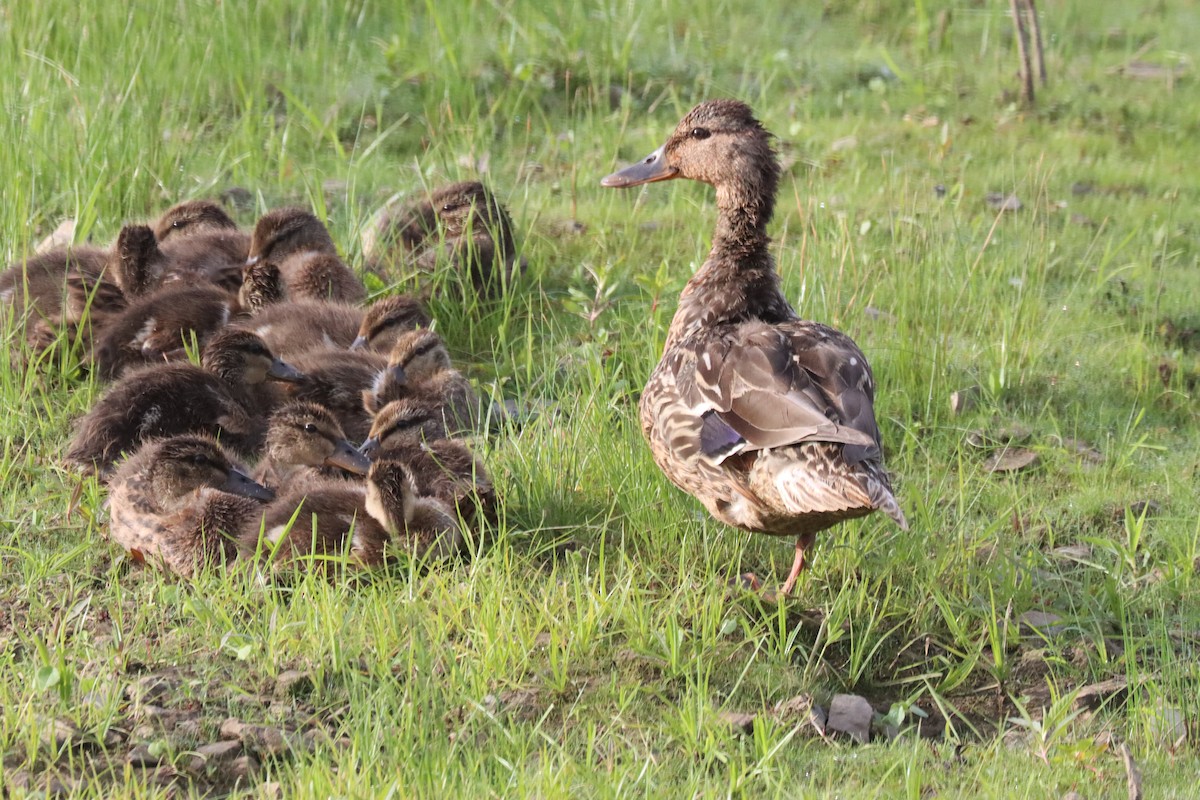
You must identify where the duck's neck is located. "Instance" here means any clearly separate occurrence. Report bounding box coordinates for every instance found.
[665,179,794,348]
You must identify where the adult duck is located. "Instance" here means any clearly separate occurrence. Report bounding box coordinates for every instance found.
[601,99,906,597]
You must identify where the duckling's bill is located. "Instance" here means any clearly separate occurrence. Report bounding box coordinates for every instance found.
[325,439,373,475]
[267,358,305,382]
[223,469,275,501]
[601,145,679,188]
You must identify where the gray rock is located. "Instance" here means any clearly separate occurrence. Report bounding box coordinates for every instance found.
[827,694,873,744]
[274,669,313,699]
[718,711,756,734]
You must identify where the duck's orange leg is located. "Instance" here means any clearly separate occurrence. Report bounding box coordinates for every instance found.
[778,531,817,597]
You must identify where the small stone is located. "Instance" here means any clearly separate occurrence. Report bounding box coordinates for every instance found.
[985,192,1023,212]
[198,740,243,761]
[1073,678,1128,710]
[827,694,873,744]
[39,717,84,749]
[985,448,1039,473]
[230,754,260,781]
[219,717,248,740]
[719,711,756,734]
[128,674,174,706]
[274,669,313,699]
[1020,610,1066,637]
[174,718,203,740]
[238,724,292,757]
[126,743,163,767]
[950,386,981,416]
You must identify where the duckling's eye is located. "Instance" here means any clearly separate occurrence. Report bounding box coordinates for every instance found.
[189,453,210,466]
[690,127,711,140]
[303,423,319,434]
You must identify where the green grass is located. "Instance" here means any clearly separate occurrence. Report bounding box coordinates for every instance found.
[2,0,1199,796]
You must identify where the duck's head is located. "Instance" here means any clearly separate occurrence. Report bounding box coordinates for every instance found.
[201,328,305,385]
[247,207,337,266]
[363,458,419,532]
[386,328,450,383]
[143,435,275,503]
[601,99,778,206]
[349,294,432,351]
[264,401,372,475]
[359,398,447,458]
[428,182,512,240]
[239,260,285,313]
[155,200,238,242]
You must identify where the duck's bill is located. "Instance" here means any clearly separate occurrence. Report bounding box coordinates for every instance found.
[223,469,275,502]
[600,145,679,188]
[359,437,381,459]
[267,358,305,382]
[348,335,369,351]
[325,439,373,475]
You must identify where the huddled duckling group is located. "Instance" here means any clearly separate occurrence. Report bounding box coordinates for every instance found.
[9,100,909,594]
[2,183,517,578]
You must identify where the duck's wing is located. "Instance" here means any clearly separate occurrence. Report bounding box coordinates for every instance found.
[674,321,882,466]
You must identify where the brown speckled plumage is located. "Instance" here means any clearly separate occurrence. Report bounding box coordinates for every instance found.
[154,200,239,242]
[106,435,272,577]
[360,399,496,524]
[253,401,371,490]
[362,328,477,432]
[602,99,905,595]
[66,328,302,475]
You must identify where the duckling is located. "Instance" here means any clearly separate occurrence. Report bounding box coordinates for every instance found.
[106,434,274,577]
[380,182,523,294]
[234,299,363,359]
[246,207,338,266]
[242,483,389,573]
[66,328,304,476]
[238,261,286,314]
[276,251,366,304]
[284,348,389,441]
[362,328,478,433]
[360,193,437,264]
[253,401,372,490]
[360,398,496,523]
[113,223,248,296]
[348,293,432,352]
[365,458,463,559]
[90,283,235,380]
[1,245,115,352]
[154,200,239,242]
[601,99,906,597]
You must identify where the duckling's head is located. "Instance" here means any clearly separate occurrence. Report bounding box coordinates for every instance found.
[201,328,305,385]
[239,261,285,313]
[601,99,777,213]
[349,294,432,351]
[111,224,166,297]
[359,398,447,458]
[264,401,372,475]
[387,328,450,383]
[144,435,275,503]
[155,200,238,242]
[363,458,419,532]
[247,207,337,266]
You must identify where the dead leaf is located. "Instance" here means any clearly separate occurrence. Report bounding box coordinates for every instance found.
[1120,742,1142,800]
[36,219,77,254]
[1020,610,1065,637]
[984,448,1039,473]
[950,386,981,416]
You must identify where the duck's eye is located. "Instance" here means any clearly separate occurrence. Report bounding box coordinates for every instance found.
[171,220,184,228]
[690,127,711,140]
[303,423,319,434]
[190,453,209,466]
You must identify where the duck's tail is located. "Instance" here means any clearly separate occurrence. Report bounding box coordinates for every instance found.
[865,470,908,531]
